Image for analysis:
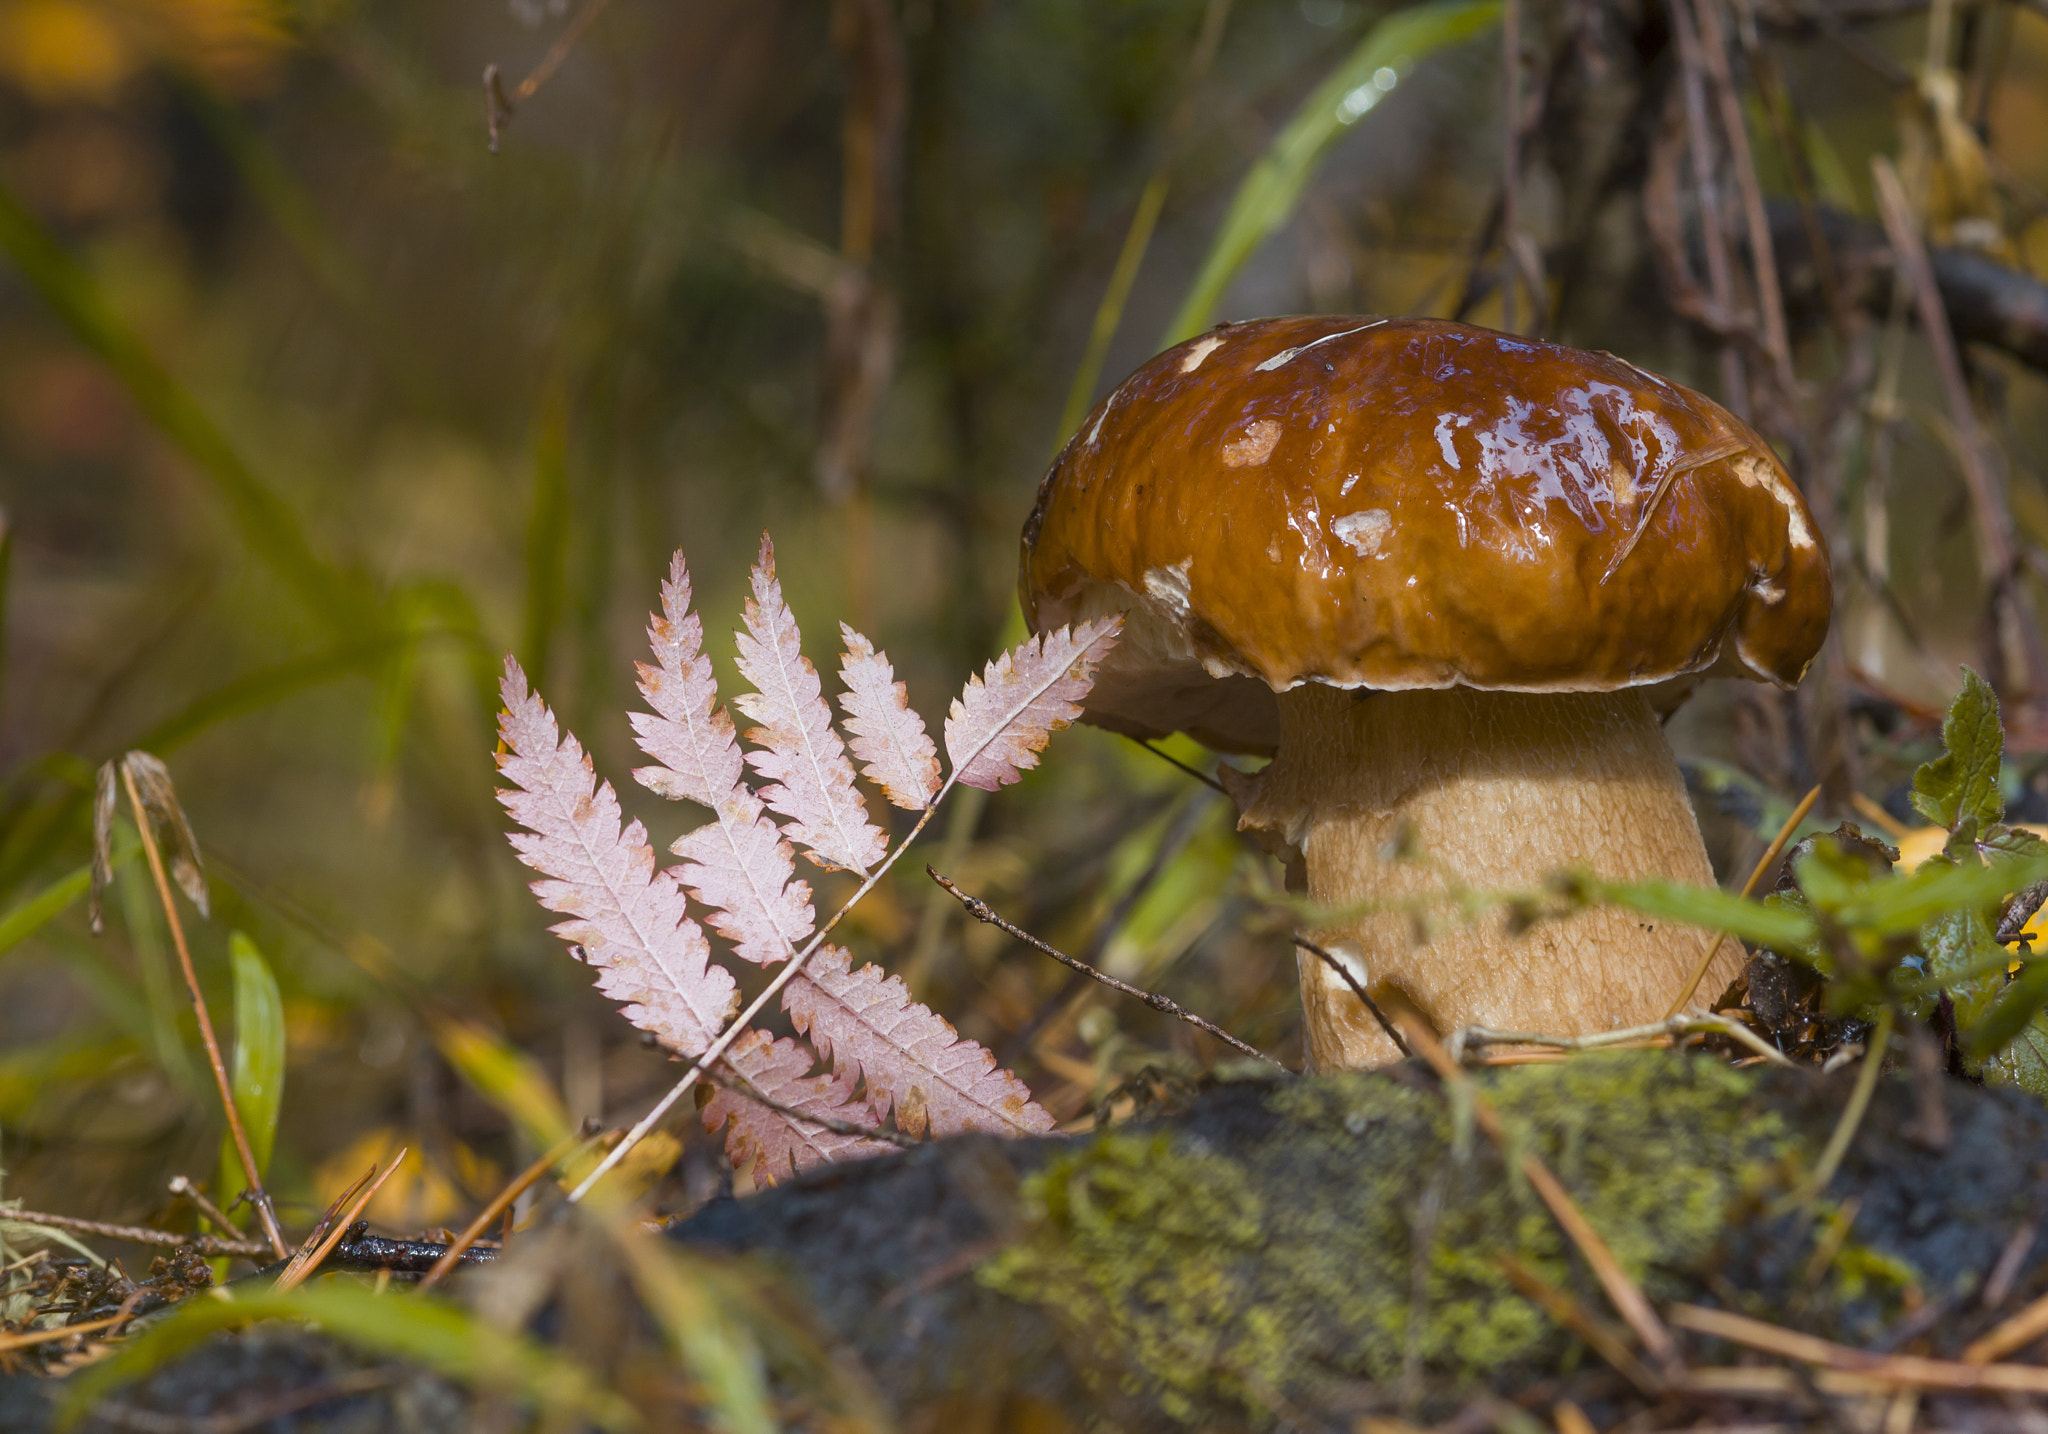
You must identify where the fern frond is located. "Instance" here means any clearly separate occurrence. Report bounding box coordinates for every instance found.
[704,1030,894,1183]
[630,553,747,810]
[629,550,816,967]
[837,624,941,811]
[787,946,1056,1138]
[945,618,1121,791]
[732,537,889,874]
[496,660,738,1056]
[670,804,815,966]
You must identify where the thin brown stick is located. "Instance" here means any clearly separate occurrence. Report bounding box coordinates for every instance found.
[419,1135,588,1292]
[932,868,1284,1069]
[0,1208,269,1260]
[274,1151,405,1294]
[1665,783,1821,1017]
[1965,1267,2048,1363]
[1669,0,1751,412]
[1691,0,1795,385]
[166,1176,241,1242]
[0,1310,134,1353]
[1403,1018,1683,1374]
[1128,736,1231,797]
[1495,1253,1664,1395]
[1672,1302,2048,1391]
[1290,935,1412,1060]
[483,0,617,152]
[122,764,288,1261]
[1872,156,2048,693]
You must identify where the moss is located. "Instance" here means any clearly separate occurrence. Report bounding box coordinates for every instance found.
[982,1052,1793,1424]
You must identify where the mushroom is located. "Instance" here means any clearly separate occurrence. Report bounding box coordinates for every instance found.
[1019,316,1831,1070]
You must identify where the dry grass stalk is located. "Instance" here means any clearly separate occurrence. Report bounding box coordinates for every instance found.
[119,760,289,1261]
[274,1150,406,1293]
[1671,1303,2048,1392]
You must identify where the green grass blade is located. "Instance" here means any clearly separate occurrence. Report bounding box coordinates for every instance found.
[0,864,90,957]
[0,176,366,634]
[55,1281,638,1432]
[1161,0,1502,345]
[216,933,286,1216]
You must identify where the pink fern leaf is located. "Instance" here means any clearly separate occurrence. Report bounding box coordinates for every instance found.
[626,547,816,967]
[495,660,738,1056]
[704,1029,893,1183]
[944,617,1121,792]
[732,536,888,874]
[837,624,941,811]
[786,945,1056,1138]
[629,551,747,810]
[670,795,815,966]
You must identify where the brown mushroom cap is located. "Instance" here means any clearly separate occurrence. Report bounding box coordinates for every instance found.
[1020,316,1832,754]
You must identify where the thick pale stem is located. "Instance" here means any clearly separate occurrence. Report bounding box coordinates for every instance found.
[1241,686,1741,1070]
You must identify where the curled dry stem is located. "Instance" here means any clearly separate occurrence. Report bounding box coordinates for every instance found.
[1450,1011,1797,1068]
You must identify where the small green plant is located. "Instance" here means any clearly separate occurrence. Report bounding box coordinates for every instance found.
[1592,668,2048,1095]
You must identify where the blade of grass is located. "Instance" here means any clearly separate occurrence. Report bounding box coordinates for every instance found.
[1056,0,1233,442]
[215,933,287,1224]
[0,864,91,958]
[522,388,571,693]
[1161,0,1502,344]
[0,176,365,635]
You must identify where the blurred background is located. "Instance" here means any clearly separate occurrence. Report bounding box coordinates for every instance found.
[2,0,2047,1239]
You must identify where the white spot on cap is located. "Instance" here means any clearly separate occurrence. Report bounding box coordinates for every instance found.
[1180,335,1225,373]
[1141,558,1195,619]
[1727,453,1816,551]
[1331,509,1392,557]
[1086,407,1110,447]
[1222,419,1284,468]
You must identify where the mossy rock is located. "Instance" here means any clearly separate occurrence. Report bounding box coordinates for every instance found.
[13,1052,2048,1432]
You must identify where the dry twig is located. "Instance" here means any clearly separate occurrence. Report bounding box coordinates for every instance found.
[419,1134,592,1292]
[0,1209,268,1261]
[932,868,1284,1069]
[1673,1302,2048,1391]
[1450,1011,1796,1068]
[1291,935,1412,1059]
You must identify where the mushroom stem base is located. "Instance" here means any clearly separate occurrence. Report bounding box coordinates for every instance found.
[1241,685,1741,1071]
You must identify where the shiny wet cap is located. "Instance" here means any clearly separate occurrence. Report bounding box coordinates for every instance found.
[1020,316,1832,755]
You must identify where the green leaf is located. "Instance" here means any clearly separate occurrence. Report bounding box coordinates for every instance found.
[1919,903,2012,995]
[216,933,286,1215]
[1838,847,2048,937]
[55,1281,637,1432]
[1978,1010,2048,1099]
[1981,825,2048,863]
[1961,957,2048,1068]
[1911,668,2005,832]
[1584,875,1814,951]
[1160,0,1502,344]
